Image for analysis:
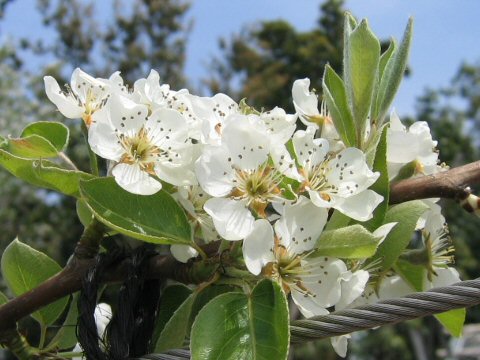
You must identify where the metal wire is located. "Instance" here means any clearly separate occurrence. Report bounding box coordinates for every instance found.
[132,278,480,356]
[290,278,480,343]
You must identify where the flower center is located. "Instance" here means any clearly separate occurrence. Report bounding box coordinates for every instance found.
[119,127,162,174]
[264,245,317,295]
[300,161,336,201]
[230,163,282,216]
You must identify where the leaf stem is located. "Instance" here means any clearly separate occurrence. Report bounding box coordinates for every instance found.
[58,152,79,171]
[38,323,47,349]
[81,122,99,176]
[55,351,83,358]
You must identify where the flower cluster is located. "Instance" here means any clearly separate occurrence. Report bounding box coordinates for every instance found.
[45,69,458,357]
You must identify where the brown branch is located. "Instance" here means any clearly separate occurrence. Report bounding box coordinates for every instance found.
[0,253,213,333]
[1,161,480,338]
[389,160,480,204]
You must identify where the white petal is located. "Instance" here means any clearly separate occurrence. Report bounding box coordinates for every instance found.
[327,148,379,196]
[331,335,350,358]
[195,145,235,197]
[292,127,329,168]
[44,76,84,119]
[243,219,275,275]
[222,114,270,169]
[71,68,110,104]
[170,244,198,263]
[378,275,413,300]
[109,93,148,132]
[203,198,255,241]
[275,196,328,254]
[270,145,302,181]
[428,267,461,289]
[336,270,369,310]
[290,288,329,318]
[292,78,319,118]
[155,161,197,187]
[299,257,347,308]
[147,108,188,147]
[260,107,297,144]
[112,163,162,195]
[308,189,335,208]
[88,113,124,161]
[333,190,384,221]
[94,303,112,337]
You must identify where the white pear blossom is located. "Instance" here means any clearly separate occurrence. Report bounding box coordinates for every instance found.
[174,185,220,243]
[132,69,172,110]
[387,111,440,179]
[88,93,194,195]
[292,78,343,150]
[188,93,239,145]
[44,68,125,126]
[243,197,359,317]
[259,107,297,145]
[292,126,383,221]
[170,185,221,263]
[196,114,287,240]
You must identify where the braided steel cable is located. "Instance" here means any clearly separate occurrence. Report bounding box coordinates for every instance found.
[290,278,480,343]
[131,278,480,358]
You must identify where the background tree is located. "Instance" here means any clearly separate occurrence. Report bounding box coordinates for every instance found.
[207,0,345,111]
[0,0,191,284]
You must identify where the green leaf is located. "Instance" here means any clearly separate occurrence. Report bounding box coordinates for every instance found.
[372,201,428,272]
[76,199,94,227]
[370,39,396,120]
[21,121,69,152]
[191,279,289,360]
[324,210,351,231]
[322,65,356,147]
[152,284,192,349]
[0,149,93,197]
[6,122,70,158]
[1,239,68,326]
[394,258,425,292]
[154,290,196,352]
[80,177,192,245]
[365,123,388,167]
[374,18,413,124]
[379,40,397,80]
[316,224,381,259]
[188,285,241,331]
[435,308,465,337]
[7,135,60,158]
[47,294,79,350]
[363,127,389,231]
[344,19,380,145]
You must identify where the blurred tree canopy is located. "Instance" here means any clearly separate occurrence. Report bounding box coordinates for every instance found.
[207,0,344,111]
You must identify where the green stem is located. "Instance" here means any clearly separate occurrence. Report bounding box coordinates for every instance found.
[38,324,47,350]
[58,152,79,171]
[81,122,99,176]
[56,351,83,358]
[192,242,208,260]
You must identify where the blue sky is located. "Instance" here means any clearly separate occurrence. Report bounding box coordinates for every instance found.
[2,0,480,117]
